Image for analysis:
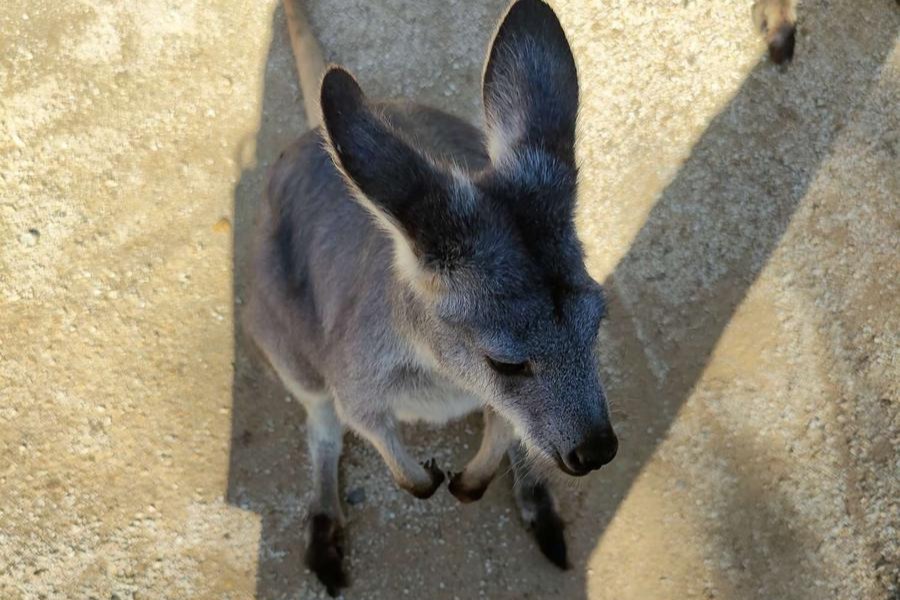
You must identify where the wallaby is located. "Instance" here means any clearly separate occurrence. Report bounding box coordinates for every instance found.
[244,0,618,594]
[752,0,797,64]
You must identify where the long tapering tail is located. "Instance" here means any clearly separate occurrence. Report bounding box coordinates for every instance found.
[283,0,326,128]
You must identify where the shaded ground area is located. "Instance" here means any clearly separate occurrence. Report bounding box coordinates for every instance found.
[1,1,897,599]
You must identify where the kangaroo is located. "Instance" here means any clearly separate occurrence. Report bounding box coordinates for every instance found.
[752,0,797,64]
[244,0,618,594]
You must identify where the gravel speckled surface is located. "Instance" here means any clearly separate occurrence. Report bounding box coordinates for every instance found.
[1,0,897,599]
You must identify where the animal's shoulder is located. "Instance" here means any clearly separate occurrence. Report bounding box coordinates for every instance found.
[377,101,490,174]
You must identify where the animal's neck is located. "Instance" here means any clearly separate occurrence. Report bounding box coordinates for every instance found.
[388,273,447,375]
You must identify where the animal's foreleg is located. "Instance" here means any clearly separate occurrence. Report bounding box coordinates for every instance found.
[344,406,445,499]
[448,407,514,502]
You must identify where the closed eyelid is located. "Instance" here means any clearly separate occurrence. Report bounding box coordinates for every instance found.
[483,351,529,364]
[486,355,534,377]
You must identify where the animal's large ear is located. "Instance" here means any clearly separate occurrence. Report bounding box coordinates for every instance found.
[320,67,434,225]
[483,0,579,166]
[320,67,479,281]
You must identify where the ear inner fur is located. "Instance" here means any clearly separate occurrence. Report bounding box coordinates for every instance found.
[482,0,579,165]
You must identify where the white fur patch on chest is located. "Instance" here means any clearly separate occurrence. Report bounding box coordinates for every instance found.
[389,373,482,424]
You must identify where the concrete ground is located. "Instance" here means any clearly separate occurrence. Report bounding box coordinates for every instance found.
[1,0,898,599]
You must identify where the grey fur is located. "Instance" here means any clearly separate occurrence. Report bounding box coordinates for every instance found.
[243,0,617,591]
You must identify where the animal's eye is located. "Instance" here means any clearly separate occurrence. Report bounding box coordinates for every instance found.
[486,356,533,377]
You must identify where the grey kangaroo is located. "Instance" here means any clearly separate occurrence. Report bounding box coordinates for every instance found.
[244,0,617,594]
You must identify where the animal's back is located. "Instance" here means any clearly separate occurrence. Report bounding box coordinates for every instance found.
[244,102,489,389]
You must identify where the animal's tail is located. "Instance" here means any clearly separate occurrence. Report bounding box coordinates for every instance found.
[283,0,326,128]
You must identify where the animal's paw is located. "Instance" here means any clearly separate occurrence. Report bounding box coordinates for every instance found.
[767,24,796,65]
[305,514,349,597]
[408,458,445,499]
[447,471,489,503]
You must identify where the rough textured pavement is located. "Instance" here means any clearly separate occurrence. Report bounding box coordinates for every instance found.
[1,0,898,599]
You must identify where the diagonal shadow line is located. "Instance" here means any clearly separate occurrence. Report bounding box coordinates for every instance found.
[225,1,899,598]
[576,0,898,592]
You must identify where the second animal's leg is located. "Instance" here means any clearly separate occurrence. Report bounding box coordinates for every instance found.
[449,408,514,502]
[752,0,797,64]
[509,442,570,570]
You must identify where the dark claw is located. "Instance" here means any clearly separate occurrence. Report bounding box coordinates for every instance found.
[410,458,445,499]
[305,514,349,596]
[447,471,489,503]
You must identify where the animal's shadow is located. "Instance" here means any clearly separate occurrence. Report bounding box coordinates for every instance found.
[226,2,898,598]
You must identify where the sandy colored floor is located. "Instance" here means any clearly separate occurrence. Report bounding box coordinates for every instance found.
[1,0,898,599]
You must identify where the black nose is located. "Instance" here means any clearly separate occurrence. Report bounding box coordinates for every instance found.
[564,429,618,475]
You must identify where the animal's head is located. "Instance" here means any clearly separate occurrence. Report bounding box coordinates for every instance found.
[320,0,617,476]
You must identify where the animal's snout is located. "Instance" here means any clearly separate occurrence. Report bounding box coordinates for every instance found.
[562,428,618,476]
